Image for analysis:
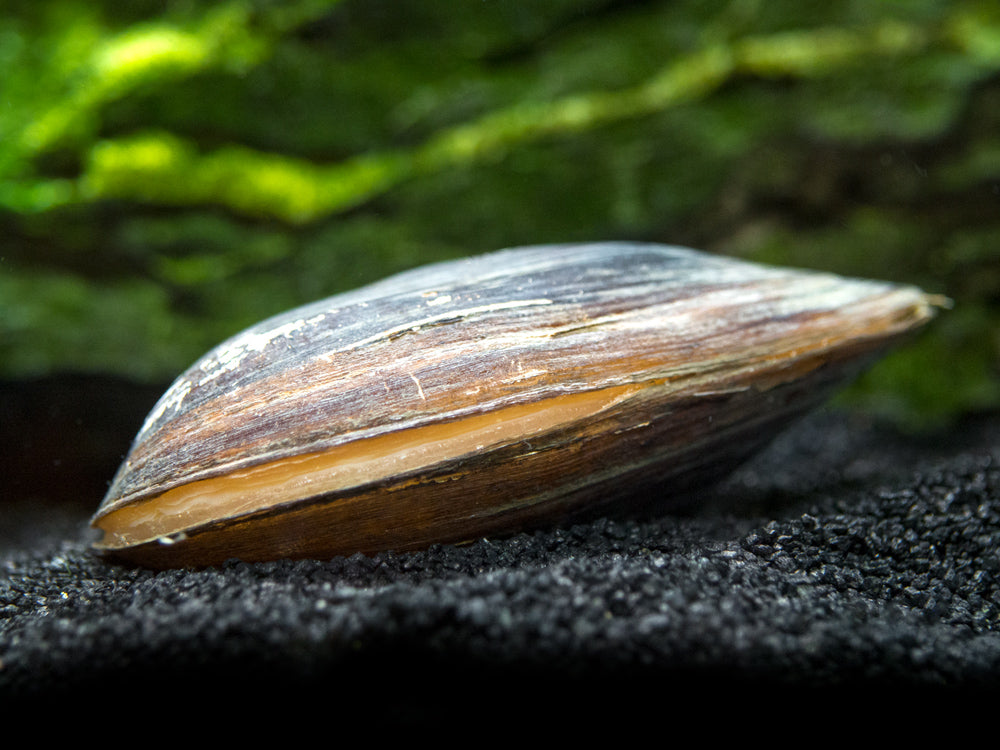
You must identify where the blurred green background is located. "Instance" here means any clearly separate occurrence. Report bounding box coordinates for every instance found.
[2,0,999,431]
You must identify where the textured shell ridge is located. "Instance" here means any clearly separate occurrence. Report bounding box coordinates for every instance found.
[130,243,685,437]
[90,242,939,567]
[106,243,928,499]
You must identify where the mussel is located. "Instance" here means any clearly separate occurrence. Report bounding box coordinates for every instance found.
[91,243,938,568]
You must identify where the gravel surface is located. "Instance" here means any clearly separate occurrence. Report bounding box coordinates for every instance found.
[3,408,999,711]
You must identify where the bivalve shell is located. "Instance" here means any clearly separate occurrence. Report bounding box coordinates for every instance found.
[91,243,939,567]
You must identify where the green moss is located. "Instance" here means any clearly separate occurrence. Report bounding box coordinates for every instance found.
[59,21,951,222]
[1,0,998,431]
[0,269,201,380]
[114,213,294,286]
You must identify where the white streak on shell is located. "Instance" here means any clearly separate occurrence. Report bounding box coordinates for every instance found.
[139,312,331,435]
[336,299,554,355]
[203,312,330,384]
[138,378,192,439]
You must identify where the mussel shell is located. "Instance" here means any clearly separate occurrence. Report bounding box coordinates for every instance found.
[91,243,936,567]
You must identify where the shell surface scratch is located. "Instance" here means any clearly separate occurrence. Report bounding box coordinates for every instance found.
[91,243,938,568]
